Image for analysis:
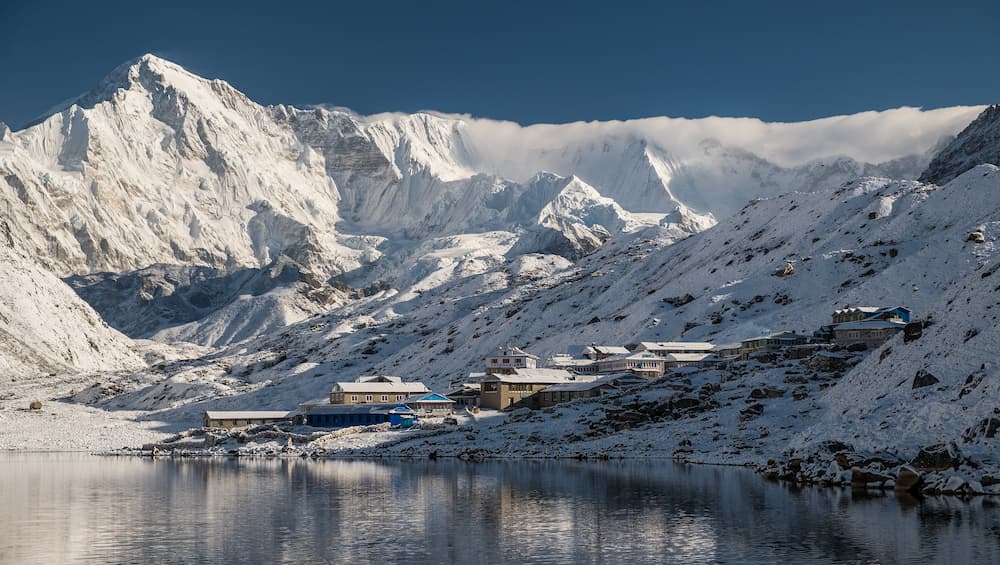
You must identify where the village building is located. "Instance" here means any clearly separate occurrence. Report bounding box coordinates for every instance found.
[445,383,481,408]
[484,346,539,374]
[202,411,296,429]
[634,341,715,355]
[595,352,668,377]
[663,352,723,369]
[302,404,415,428]
[713,342,743,359]
[826,305,912,348]
[535,373,647,408]
[581,345,631,360]
[479,368,594,410]
[402,392,455,417]
[738,332,810,358]
[832,306,911,324]
[545,353,598,374]
[832,319,906,349]
[329,376,430,405]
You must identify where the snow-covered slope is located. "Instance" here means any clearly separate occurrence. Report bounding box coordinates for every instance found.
[0,246,143,376]
[791,164,1000,461]
[82,160,999,421]
[920,104,1000,184]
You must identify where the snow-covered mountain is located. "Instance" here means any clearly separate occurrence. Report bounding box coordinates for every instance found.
[920,104,1000,184]
[1,54,999,473]
[0,53,985,364]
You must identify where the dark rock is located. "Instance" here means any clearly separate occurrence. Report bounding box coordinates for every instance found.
[673,397,702,410]
[911,369,940,389]
[903,322,923,342]
[962,417,1000,442]
[663,294,695,307]
[959,371,985,398]
[819,440,852,454]
[808,353,849,372]
[894,466,923,493]
[835,453,851,468]
[749,387,785,400]
[851,468,892,487]
[739,403,764,421]
[910,443,959,472]
[981,475,1000,487]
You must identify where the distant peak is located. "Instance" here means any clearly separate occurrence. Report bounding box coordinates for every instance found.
[919,104,1000,185]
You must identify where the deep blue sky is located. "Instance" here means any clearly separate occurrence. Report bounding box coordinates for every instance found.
[1,0,998,129]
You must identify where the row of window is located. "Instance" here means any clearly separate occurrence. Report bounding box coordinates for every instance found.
[346,394,406,402]
[308,413,389,426]
[488,358,527,365]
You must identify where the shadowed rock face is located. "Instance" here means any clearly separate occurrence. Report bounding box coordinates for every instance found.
[920,105,1000,185]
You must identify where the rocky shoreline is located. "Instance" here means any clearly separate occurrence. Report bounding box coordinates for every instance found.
[103,420,1000,498]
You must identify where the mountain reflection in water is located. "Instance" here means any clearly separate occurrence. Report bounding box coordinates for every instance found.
[0,454,998,564]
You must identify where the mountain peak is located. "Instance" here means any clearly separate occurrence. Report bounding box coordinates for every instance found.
[919,104,1000,185]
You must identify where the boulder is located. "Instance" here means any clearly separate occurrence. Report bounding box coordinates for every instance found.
[773,262,796,277]
[851,468,893,487]
[672,397,702,410]
[903,322,923,342]
[739,403,764,421]
[663,294,695,307]
[28,400,42,410]
[894,465,923,493]
[808,353,850,372]
[963,417,1000,442]
[941,475,968,494]
[749,387,785,400]
[911,443,959,472]
[911,370,940,389]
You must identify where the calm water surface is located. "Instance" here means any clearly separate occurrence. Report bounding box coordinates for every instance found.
[1,454,999,564]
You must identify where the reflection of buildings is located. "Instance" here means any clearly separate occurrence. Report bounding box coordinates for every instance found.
[6,456,985,563]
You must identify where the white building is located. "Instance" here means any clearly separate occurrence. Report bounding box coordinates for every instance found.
[634,341,715,355]
[484,346,539,374]
[329,375,430,404]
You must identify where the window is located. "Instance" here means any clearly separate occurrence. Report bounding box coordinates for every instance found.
[351,395,358,402]
[396,395,403,400]
[502,358,510,364]
[381,395,388,402]
[483,383,498,392]
[365,395,373,402]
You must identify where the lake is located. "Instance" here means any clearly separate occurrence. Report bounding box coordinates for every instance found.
[0,454,998,564]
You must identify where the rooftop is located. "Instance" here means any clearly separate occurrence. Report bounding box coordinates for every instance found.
[637,341,714,351]
[483,368,591,384]
[486,346,539,360]
[333,381,430,393]
[204,411,293,420]
[403,392,455,404]
[303,404,397,415]
[583,345,630,354]
[355,375,403,383]
[664,353,713,362]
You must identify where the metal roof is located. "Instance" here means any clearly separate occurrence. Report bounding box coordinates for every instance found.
[483,368,589,384]
[333,381,430,394]
[303,404,397,415]
[637,341,714,351]
[204,411,293,420]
